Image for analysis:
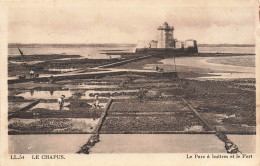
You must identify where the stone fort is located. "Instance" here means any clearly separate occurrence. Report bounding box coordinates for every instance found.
[136,22,198,53]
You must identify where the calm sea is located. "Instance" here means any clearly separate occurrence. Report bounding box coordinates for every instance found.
[8,44,137,59]
[198,46,255,54]
[8,44,255,59]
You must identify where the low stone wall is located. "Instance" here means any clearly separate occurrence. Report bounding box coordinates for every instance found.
[9,70,178,85]
[128,71,178,78]
[135,47,198,54]
[135,48,183,53]
[77,99,113,154]
[98,55,152,68]
[8,71,127,84]
[8,100,40,119]
[99,131,216,134]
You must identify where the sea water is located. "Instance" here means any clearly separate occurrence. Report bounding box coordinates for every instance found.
[8,44,136,59]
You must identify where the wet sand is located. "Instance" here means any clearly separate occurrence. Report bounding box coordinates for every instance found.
[8,54,122,77]
[160,55,255,80]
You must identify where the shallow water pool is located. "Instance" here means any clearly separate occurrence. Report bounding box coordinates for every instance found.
[16,90,73,99]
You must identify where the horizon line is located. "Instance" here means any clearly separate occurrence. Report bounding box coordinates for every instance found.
[8,42,137,45]
[8,42,256,45]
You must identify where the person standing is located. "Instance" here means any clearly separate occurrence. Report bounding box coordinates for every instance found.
[155,66,159,71]
[28,70,35,77]
[93,95,101,109]
[58,95,65,110]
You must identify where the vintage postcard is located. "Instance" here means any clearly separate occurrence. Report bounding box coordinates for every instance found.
[0,0,259,165]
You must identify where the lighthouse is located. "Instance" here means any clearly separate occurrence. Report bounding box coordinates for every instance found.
[157,22,175,48]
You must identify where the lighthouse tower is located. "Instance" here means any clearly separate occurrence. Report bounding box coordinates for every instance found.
[157,22,174,48]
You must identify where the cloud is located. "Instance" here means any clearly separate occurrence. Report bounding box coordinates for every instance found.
[7,0,256,44]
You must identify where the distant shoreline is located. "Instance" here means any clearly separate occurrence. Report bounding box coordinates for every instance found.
[198,44,255,47]
[8,43,137,48]
[8,43,255,48]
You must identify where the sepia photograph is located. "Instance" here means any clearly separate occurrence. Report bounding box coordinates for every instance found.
[1,0,259,165]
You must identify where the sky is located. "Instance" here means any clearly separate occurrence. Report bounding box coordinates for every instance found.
[7,0,256,44]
